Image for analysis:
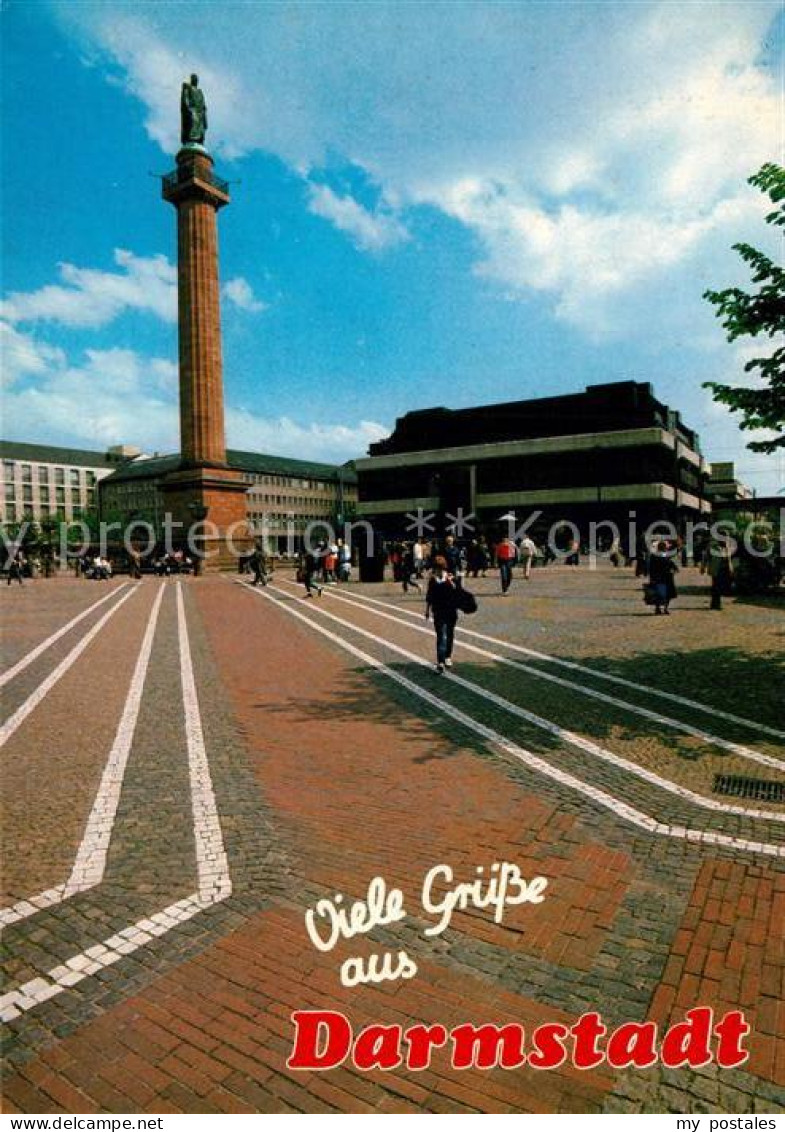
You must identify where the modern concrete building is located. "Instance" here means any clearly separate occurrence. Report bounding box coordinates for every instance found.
[706,462,753,504]
[356,381,712,541]
[0,441,140,524]
[100,449,357,554]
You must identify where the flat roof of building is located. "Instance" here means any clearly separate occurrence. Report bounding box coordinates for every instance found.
[368,380,700,457]
[0,440,117,469]
[102,448,357,484]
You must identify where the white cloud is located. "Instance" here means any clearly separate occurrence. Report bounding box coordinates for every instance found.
[431,179,766,334]
[1,321,66,384]
[226,407,388,463]
[4,345,180,451]
[307,184,409,252]
[222,276,267,313]
[1,249,176,328]
[2,252,267,333]
[2,327,385,464]
[56,1,780,331]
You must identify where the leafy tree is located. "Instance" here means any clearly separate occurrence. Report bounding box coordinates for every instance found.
[703,163,785,453]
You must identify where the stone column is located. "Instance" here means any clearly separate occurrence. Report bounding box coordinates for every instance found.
[160,148,252,570]
[163,148,230,467]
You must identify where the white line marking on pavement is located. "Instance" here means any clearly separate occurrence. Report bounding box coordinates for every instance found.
[242,582,785,859]
[0,586,167,926]
[176,582,231,904]
[0,892,210,1022]
[0,586,138,750]
[0,585,233,1022]
[323,584,785,741]
[63,583,167,898]
[298,583,785,772]
[0,585,130,689]
[257,583,785,826]
[0,886,67,927]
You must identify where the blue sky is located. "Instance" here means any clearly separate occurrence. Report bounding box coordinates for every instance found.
[1,0,782,491]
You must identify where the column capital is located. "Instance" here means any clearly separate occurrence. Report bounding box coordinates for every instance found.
[162,149,230,209]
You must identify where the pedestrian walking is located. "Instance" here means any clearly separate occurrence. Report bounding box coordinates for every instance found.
[496,535,517,594]
[519,535,537,579]
[401,542,422,593]
[324,543,338,583]
[425,556,459,673]
[129,547,142,580]
[300,549,323,598]
[6,552,24,585]
[708,540,733,611]
[466,538,489,578]
[442,535,465,588]
[647,541,678,615]
[634,534,649,577]
[413,539,426,579]
[336,539,351,582]
[249,547,270,586]
[476,536,489,576]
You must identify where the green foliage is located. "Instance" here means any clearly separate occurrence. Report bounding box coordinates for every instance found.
[703,163,785,454]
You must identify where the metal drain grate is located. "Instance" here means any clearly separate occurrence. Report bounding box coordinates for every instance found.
[713,774,785,803]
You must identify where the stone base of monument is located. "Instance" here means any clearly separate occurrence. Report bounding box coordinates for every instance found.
[160,464,254,572]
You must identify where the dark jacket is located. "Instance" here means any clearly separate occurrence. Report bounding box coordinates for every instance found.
[648,553,678,599]
[443,545,464,576]
[426,575,459,620]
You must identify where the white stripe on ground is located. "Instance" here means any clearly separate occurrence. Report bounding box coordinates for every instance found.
[0,587,138,750]
[0,892,210,1022]
[256,583,784,826]
[176,582,231,903]
[297,582,785,772]
[62,584,167,898]
[0,585,232,1022]
[241,583,785,859]
[0,584,130,689]
[0,585,167,927]
[323,583,785,741]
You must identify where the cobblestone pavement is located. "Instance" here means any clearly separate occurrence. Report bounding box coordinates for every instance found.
[1,567,783,1114]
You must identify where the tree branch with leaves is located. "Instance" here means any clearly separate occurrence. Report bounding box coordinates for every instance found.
[703,163,785,454]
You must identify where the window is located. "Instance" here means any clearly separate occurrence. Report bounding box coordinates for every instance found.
[55,468,65,485]
[4,484,15,501]
[70,469,80,486]
[22,485,33,502]
[3,460,14,481]
[38,466,48,483]
[56,487,65,504]
[86,471,96,487]
[40,486,50,502]
[21,464,32,482]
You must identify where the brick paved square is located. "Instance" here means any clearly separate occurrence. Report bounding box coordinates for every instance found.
[1,567,783,1113]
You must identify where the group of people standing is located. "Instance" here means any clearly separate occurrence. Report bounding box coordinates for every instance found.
[389,534,541,597]
[641,537,736,614]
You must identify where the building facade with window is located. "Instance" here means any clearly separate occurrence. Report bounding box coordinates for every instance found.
[706,462,753,504]
[100,449,358,554]
[355,381,712,542]
[0,441,140,525]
